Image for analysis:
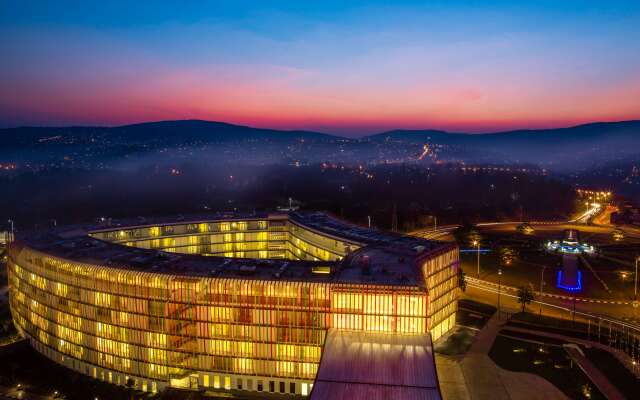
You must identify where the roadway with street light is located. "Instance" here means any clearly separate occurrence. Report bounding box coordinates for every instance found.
[410,205,640,326]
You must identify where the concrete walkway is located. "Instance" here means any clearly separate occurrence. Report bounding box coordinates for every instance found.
[437,314,568,400]
[564,346,625,400]
[503,324,640,378]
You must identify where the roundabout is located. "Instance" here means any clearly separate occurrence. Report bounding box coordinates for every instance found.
[411,216,640,325]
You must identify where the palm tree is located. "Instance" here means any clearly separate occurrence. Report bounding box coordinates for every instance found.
[517,286,534,313]
[458,268,467,292]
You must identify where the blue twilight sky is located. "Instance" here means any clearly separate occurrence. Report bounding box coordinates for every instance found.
[1,1,639,135]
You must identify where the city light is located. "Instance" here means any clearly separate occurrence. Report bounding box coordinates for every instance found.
[557,270,583,292]
[5,212,459,395]
[546,240,595,255]
[0,3,638,399]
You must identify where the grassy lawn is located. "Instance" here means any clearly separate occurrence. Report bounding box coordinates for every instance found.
[462,246,634,300]
[459,298,497,316]
[583,255,636,300]
[461,227,640,300]
[0,257,17,342]
[434,326,476,355]
[461,250,560,291]
[458,298,496,330]
[510,312,593,332]
[509,312,609,342]
[489,335,605,400]
[0,299,17,341]
[435,300,496,355]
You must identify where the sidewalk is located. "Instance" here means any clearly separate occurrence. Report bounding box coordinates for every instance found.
[564,346,625,400]
[437,313,568,400]
[503,324,640,378]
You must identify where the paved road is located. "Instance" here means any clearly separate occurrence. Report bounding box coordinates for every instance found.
[478,221,640,241]
[410,224,459,241]
[412,222,640,245]
[464,282,640,327]
[410,211,640,326]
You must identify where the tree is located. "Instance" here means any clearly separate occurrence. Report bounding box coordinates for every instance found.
[498,246,518,266]
[125,378,135,400]
[453,223,481,246]
[458,268,467,292]
[517,286,534,313]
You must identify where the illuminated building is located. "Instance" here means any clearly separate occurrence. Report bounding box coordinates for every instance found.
[7,212,458,398]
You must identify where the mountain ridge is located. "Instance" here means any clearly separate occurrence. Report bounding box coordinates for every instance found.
[2,118,639,142]
[1,119,638,169]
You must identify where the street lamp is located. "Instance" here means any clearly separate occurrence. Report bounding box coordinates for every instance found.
[473,240,480,277]
[635,256,639,299]
[498,269,503,318]
[539,266,546,315]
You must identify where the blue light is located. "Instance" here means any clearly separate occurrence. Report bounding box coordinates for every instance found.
[557,270,582,292]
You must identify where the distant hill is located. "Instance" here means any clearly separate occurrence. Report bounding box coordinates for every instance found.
[364,120,640,168]
[364,120,640,143]
[3,118,638,145]
[1,119,638,170]
[0,119,340,146]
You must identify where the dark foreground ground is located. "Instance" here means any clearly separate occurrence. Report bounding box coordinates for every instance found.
[0,340,308,400]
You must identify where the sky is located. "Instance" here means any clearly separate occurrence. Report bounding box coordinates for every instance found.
[1,1,639,135]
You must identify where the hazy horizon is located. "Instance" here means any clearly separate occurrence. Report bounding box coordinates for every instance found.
[2,1,640,136]
[2,117,640,138]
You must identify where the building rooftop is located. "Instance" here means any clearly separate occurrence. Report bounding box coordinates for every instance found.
[311,329,441,400]
[13,211,454,287]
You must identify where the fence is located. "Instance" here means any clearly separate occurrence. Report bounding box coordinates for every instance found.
[465,276,640,372]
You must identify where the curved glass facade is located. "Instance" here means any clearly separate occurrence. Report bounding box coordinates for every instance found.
[7,216,458,396]
[89,217,359,262]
